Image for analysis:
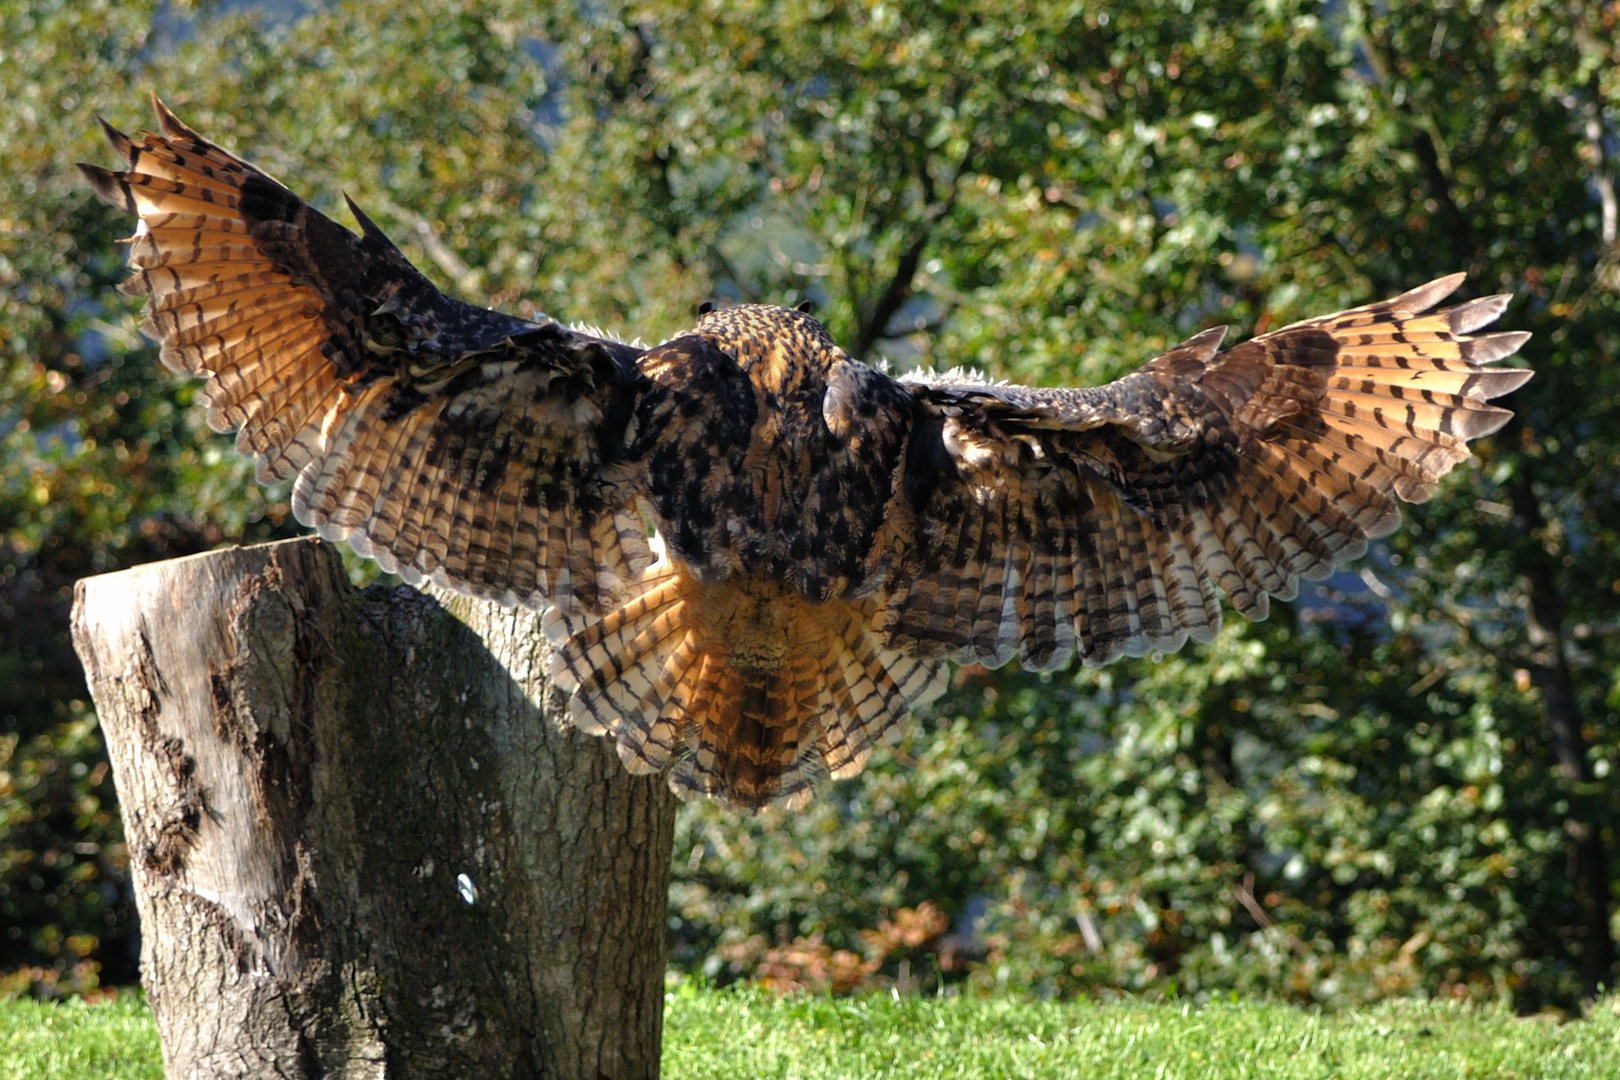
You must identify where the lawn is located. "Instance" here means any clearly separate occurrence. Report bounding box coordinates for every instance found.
[1,993,162,1080]
[665,986,1620,1079]
[3,986,1617,1079]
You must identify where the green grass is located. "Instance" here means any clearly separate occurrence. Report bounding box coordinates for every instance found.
[663,987,1620,1078]
[0,993,162,1080]
[4,987,1618,1079]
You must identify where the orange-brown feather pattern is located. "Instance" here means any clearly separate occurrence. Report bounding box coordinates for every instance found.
[879,274,1529,670]
[86,98,653,616]
[546,559,946,811]
[86,100,1531,810]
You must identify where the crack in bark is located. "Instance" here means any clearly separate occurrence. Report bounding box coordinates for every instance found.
[133,624,203,877]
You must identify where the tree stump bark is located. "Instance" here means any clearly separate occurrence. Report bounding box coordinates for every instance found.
[70,536,677,1079]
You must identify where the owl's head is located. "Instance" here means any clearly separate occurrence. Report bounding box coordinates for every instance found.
[691,302,843,374]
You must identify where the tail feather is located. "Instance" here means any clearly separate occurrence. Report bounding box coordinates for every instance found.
[816,646,875,780]
[544,569,683,730]
[674,657,820,808]
[677,656,743,792]
[602,632,701,773]
[815,618,948,783]
[545,566,944,810]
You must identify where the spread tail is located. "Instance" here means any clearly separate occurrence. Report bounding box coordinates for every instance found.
[546,561,946,810]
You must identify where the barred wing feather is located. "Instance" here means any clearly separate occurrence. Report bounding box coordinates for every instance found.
[81,98,1533,811]
[79,97,652,614]
[880,275,1531,669]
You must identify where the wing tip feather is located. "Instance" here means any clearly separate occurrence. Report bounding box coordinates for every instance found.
[96,116,136,163]
[1464,330,1532,366]
[1396,272,1467,313]
[1455,404,1515,440]
[77,163,133,212]
[150,93,203,143]
[1447,293,1511,333]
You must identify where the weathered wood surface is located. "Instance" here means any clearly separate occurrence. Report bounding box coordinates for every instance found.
[71,536,677,1079]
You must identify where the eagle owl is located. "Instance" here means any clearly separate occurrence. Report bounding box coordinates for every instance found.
[82,99,1531,810]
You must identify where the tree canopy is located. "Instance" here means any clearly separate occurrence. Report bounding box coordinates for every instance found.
[2,0,1615,1010]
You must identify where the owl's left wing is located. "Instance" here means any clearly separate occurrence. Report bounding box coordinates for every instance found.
[872,276,1531,670]
[81,97,652,613]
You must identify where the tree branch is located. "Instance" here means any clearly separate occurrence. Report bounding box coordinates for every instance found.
[1508,473,1618,998]
[1409,127,1475,270]
[1355,27,1475,271]
[850,143,976,360]
[852,228,930,360]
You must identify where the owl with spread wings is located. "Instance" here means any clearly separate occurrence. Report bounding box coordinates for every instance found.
[82,98,1531,811]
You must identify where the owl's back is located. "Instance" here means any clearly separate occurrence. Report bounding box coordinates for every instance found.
[633,305,913,602]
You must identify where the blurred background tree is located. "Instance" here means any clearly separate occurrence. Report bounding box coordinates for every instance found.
[3,0,1614,1010]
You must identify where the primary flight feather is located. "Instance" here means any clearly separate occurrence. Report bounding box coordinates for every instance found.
[81,97,1532,810]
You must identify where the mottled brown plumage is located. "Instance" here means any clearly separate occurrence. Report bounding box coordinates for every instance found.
[82,98,1532,810]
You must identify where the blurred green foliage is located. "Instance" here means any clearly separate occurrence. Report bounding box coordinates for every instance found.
[2,0,1615,1009]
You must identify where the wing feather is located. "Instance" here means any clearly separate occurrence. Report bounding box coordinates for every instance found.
[83,96,652,614]
[87,102,1538,809]
[882,274,1530,665]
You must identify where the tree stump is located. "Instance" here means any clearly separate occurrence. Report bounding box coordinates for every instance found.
[70,537,677,1079]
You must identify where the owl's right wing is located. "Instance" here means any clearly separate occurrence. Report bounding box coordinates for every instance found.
[868,276,1531,670]
[81,97,652,613]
